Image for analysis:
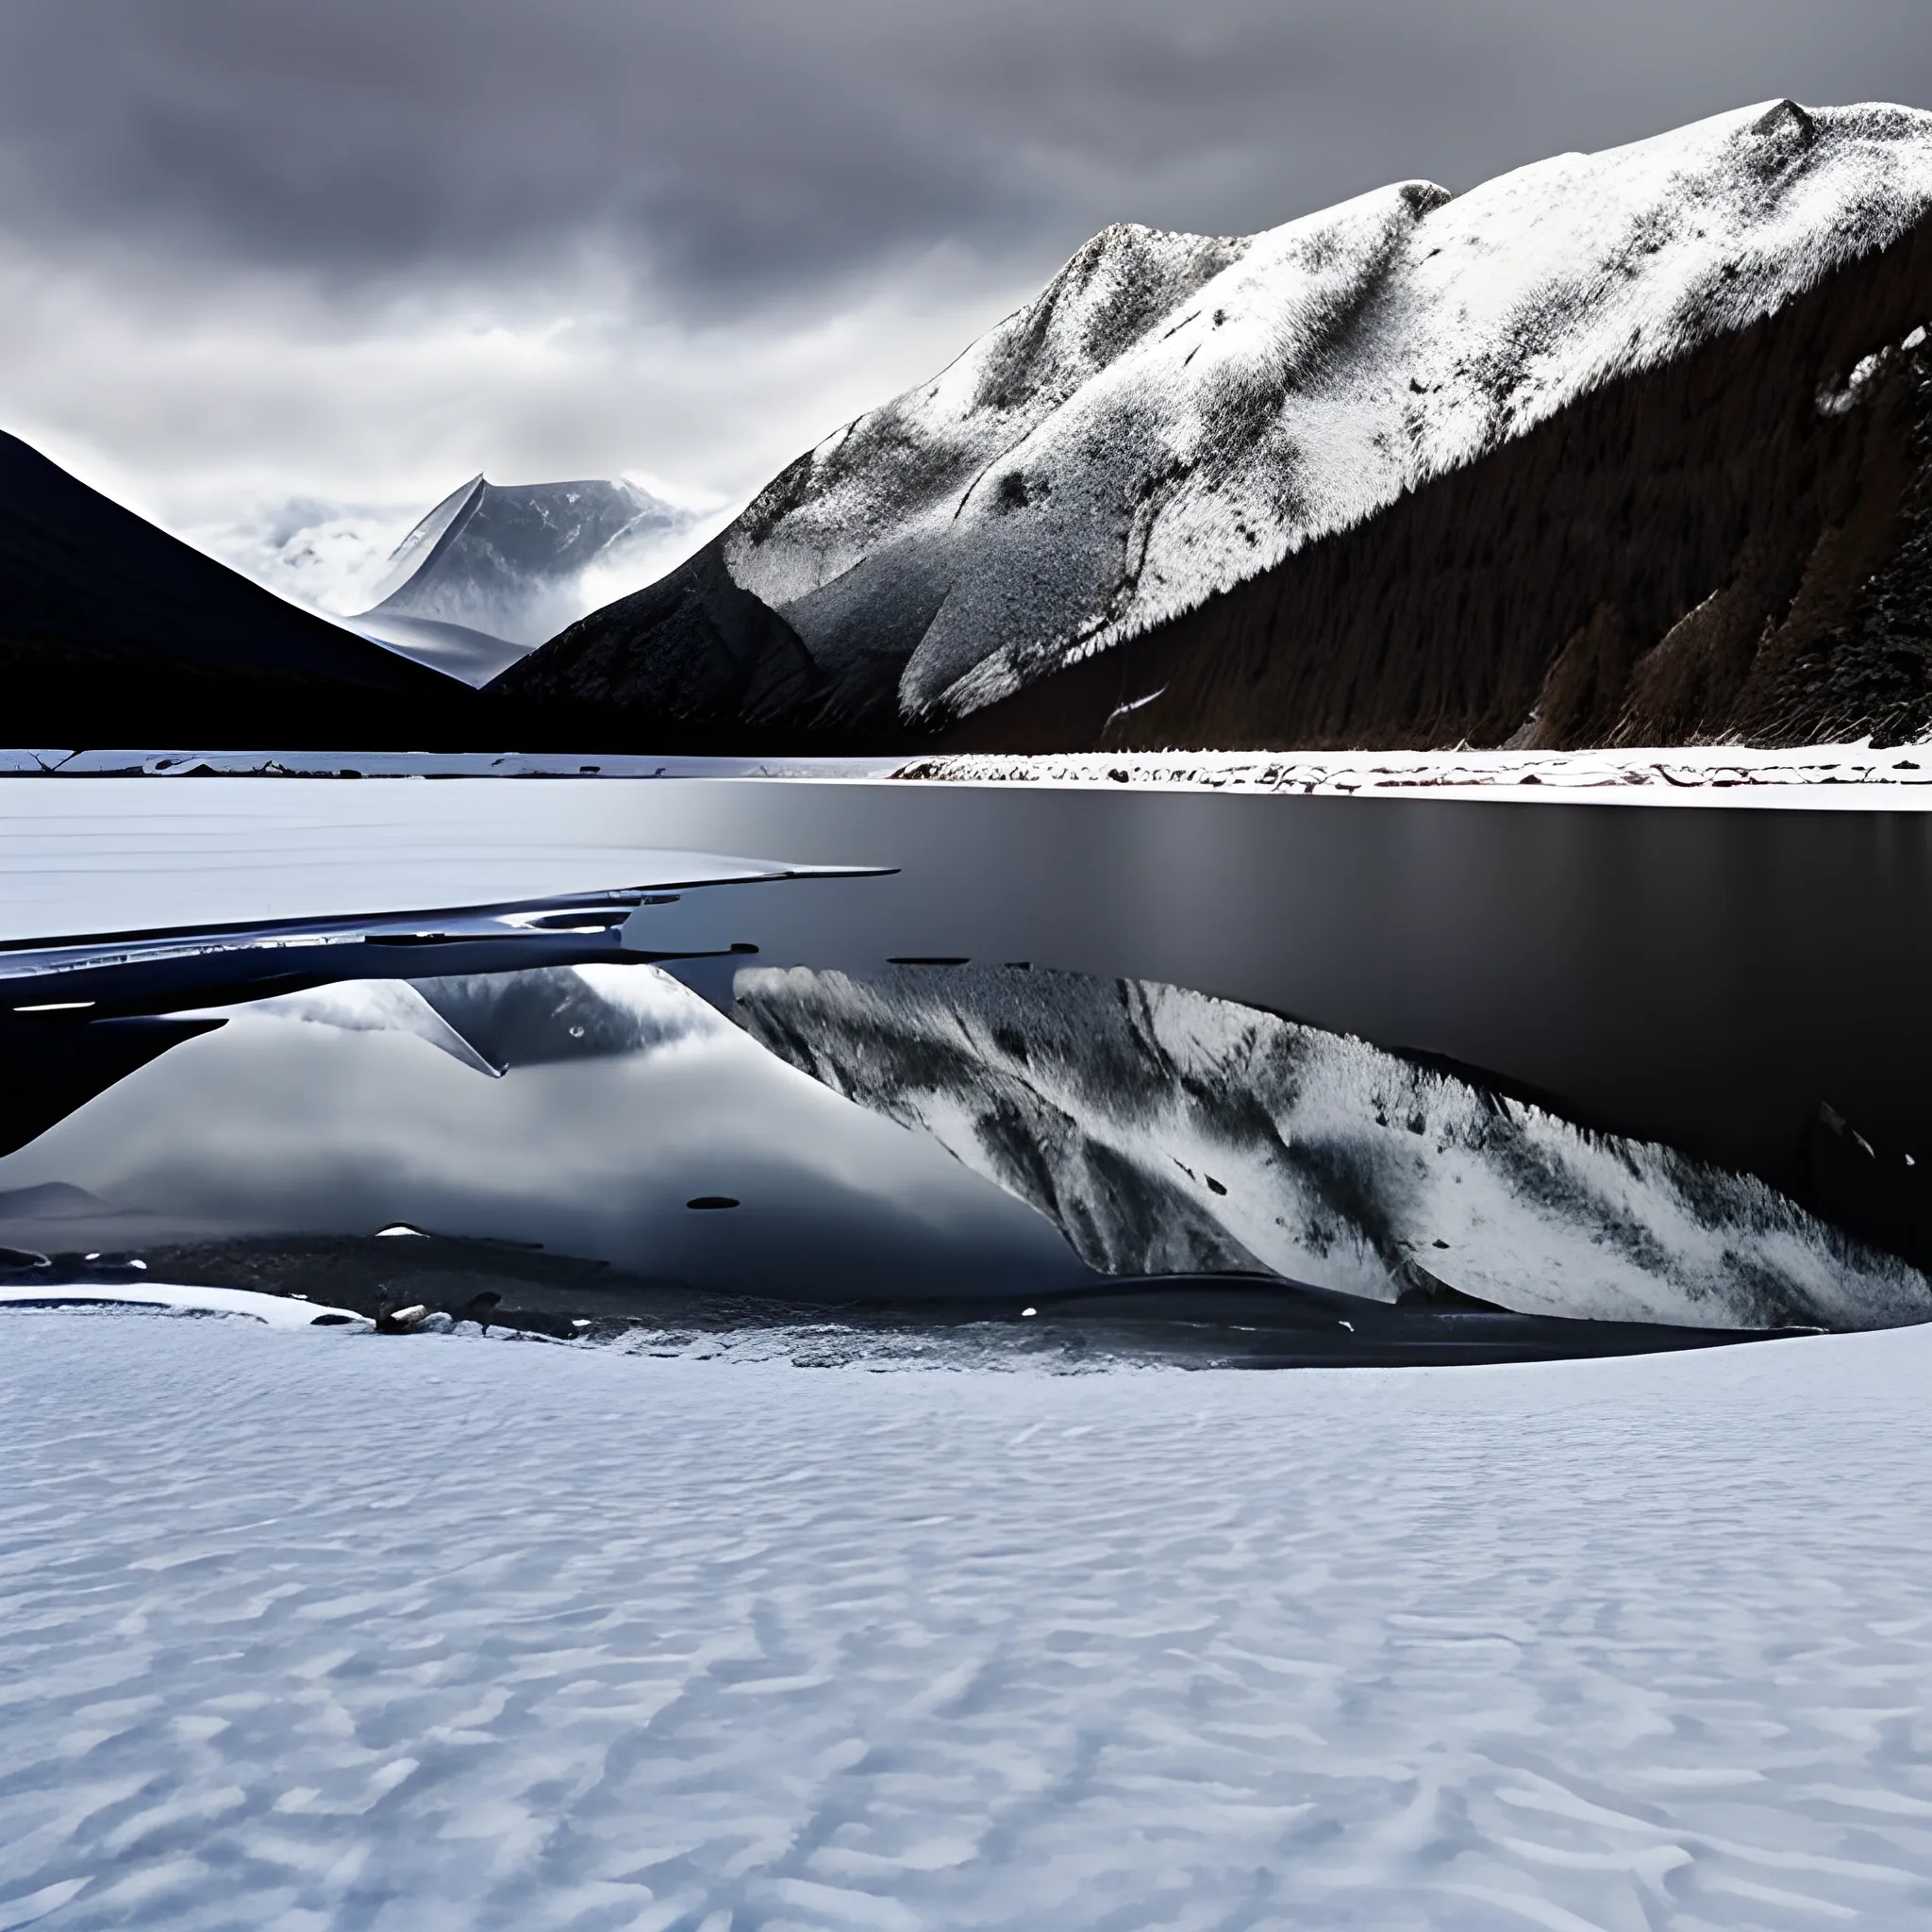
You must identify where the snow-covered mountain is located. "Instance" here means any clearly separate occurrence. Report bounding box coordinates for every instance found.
[500,100,1932,752]
[201,475,714,687]
[350,475,705,682]
[735,962,1932,1332]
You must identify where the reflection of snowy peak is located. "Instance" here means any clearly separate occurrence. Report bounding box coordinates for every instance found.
[504,100,1932,749]
[252,964,725,1074]
[735,963,1932,1332]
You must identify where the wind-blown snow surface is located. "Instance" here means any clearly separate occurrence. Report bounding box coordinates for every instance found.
[735,965,1932,1330]
[706,100,1932,728]
[7,1313,1932,1930]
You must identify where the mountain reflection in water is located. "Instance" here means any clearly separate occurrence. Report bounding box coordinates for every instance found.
[0,961,1089,1306]
[0,948,1873,1366]
[4,777,1931,1365]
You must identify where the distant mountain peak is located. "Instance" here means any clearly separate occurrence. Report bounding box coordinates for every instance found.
[360,474,693,648]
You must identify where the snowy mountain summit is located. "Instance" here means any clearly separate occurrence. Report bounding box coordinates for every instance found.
[351,475,701,684]
[501,101,1932,753]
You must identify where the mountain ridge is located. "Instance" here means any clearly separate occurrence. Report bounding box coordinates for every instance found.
[497,99,1932,755]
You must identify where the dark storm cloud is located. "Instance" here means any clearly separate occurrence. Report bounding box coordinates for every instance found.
[3,0,1930,316]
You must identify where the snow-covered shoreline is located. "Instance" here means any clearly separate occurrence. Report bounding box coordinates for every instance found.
[899,741,1932,802]
[11,741,1932,806]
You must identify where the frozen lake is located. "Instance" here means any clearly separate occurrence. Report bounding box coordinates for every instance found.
[6,774,1932,1181]
[4,775,1930,1340]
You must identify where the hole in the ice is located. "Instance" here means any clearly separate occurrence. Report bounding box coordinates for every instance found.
[309,1313,358,1326]
[687,1196,741,1211]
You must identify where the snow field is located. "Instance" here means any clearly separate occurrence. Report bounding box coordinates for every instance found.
[3,1316,1932,1929]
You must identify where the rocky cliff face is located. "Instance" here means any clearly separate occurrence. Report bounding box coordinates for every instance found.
[498,101,1932,754]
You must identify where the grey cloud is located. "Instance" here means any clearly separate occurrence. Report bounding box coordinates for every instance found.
[5,0,1931,541]
[2,0,1929,320]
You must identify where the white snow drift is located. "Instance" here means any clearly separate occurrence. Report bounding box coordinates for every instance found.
[6,1312,1932,1928]
[714,99,1932,725]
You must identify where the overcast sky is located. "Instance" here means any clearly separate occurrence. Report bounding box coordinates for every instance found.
[3,0,1929,542]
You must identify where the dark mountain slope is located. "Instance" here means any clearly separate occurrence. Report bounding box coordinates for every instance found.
[0,433,476,746]
[489,539,828,753]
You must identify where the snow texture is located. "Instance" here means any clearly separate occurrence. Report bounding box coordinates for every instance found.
[14,741,1932,802]
[0,1281,365,1328]
[713,101,1932,726]
[735,964,1932,1331]
[5,1310,1932,1929]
